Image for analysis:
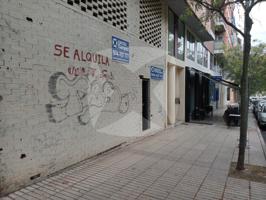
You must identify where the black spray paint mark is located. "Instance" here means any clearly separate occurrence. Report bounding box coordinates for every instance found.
[26,17,33,22]
[30,173,40,180]
[20,154,26,159]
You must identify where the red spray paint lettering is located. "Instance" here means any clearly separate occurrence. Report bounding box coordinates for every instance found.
[54,44,109,66]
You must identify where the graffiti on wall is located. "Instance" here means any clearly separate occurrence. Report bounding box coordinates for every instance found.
[46,43,136,125]
[46,71,136,125]
[53,44,110,66]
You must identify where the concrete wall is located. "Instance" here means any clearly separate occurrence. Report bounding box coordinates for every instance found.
[0,0,167,195]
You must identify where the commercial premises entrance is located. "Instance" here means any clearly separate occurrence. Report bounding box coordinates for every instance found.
[185,67,211,122]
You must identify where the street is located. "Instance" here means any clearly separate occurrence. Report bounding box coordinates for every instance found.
[259,127,266,144]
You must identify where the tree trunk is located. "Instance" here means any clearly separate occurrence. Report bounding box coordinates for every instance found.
[236,14,252,170]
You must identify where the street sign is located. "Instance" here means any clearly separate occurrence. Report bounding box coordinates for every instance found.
[112,36,129,63]
[212,75,222,81]
[150,66,164,80]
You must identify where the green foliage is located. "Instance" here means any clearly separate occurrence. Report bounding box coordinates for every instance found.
[212,0,224,8]
[180,7,193,22]
[215,24,225,32]
[222,43,266,95]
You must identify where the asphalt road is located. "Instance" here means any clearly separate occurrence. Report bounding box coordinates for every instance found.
[251,109,266,144]
[260,127,266,144]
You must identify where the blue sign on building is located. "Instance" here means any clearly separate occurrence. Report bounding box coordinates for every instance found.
[212,75,222,81]
[150,66,164,80]
[112,36,129,63]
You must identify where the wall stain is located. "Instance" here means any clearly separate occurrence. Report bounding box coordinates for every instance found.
[1,19,19,34]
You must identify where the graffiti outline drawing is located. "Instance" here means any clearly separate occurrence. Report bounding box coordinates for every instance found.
[46,72,136,125]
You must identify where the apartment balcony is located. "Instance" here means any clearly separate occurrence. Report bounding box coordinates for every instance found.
[214,18,226,33]
[214,41,225,54]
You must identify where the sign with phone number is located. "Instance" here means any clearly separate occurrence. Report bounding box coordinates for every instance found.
[112,36,129,63]
[150,66,164,80]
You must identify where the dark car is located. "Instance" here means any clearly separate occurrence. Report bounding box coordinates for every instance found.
[254,100,266,119]
[253,99,260,115]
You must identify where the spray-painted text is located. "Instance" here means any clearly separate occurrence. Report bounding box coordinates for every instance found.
[54,44,109,66]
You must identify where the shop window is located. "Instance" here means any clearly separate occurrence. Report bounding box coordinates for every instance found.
[187,31,195,61]
[197,41,209,67]
[176,20,185,60]
[168,10,175,56]
[197,41,203,65]
[203,47,208,67]
[168,9,185,60]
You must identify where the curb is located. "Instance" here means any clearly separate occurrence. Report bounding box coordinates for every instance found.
[256,126,266,160]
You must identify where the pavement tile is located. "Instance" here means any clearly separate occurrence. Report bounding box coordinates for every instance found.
[6,194,28,200]
[2,112,266,200]
[48,196,66,200]
[137,194,162,200]
[23,189,52,199]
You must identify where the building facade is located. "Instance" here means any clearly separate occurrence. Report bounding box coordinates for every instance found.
[166,0,215,123]
[213,2,239,106]
[0,0,232,195]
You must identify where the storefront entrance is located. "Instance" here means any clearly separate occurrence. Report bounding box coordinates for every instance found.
[185,67,211,122]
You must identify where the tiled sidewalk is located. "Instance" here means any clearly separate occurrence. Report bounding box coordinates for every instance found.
[2,113,266,200]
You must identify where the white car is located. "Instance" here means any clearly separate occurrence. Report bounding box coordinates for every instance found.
[255,100,266,118]
[258,105,266,127]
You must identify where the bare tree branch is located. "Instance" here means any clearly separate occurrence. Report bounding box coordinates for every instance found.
[247,0,266,13]
[186,0,245,37]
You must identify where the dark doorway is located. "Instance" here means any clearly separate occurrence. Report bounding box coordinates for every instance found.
[185,67,211,122]
[185,67,195,122]
[142,78,150,131]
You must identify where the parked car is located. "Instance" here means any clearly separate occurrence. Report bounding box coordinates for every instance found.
[255,100,266,119]
[258,105,266,127]
[250,96,258,103]
[252,99,261,115]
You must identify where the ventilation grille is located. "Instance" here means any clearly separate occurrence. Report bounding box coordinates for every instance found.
[64,0,127,31]
[139,0,162,48]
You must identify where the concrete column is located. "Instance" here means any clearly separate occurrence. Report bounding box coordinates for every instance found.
[167,66,176,125]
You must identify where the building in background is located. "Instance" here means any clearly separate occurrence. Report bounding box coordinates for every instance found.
[213,2,239,107]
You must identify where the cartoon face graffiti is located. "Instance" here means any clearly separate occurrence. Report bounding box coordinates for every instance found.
[46,71,136,125]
